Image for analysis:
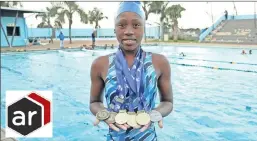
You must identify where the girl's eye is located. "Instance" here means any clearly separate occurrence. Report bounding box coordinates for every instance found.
[118,24,125,28]
[134,24,141,28]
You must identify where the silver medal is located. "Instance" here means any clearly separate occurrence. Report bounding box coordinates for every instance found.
[149,110,162,122]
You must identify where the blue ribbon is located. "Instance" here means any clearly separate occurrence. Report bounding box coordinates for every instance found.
[110,47,147,112]
[108,1,147,113]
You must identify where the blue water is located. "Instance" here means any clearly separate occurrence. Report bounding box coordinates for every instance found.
[1,46,257,141]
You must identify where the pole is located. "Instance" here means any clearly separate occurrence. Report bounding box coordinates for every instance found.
[0,22,11,47]
[211,2,214,30]
[254,2,256,28]
[11,10,19,47]
[233,1,238,16]
[31,24,33,37]
[156,11,160,40]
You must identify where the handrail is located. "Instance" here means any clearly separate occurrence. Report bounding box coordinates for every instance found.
[199,14,226,42]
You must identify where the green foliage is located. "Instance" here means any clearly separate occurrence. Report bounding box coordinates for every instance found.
[0,1,23,7]
[88,7,108,29]
[49,2,89,43]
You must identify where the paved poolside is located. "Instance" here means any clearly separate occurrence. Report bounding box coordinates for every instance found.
[1,39,257,53]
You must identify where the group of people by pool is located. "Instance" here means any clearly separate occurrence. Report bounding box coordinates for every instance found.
[241,50,253,55]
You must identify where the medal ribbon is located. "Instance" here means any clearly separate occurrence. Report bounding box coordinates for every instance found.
[111,46,147,113]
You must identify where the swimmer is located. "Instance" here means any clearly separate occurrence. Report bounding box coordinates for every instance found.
[180,52,186,57]
[89,1,173,141]
[241,50,246,55]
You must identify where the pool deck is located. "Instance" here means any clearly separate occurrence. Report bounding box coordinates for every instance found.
[1,39,257,53]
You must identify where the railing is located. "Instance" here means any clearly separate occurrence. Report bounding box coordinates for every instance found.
[230,14,257,20]
[199,15,226,42]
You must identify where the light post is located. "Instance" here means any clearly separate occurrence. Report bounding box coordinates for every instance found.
[254,2,256,28]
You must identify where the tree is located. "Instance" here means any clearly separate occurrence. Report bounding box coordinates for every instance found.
[148,1,170,41]
[165,4,186,41]
[53,20,63,30]
[142,1,151,42]
[36,7,62,43]
[0,1,23,7]
[88,7,108,37]
[51,2,88,44]
[88,7,108,29]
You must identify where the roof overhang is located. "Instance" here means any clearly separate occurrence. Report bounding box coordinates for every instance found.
[0,7,45,13]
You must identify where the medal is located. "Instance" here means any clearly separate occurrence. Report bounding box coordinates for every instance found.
[136,110,150,125]
[105,112,117,124]
[96,109,110,121]
[127,112,141,128]
[115,96,124,103]
[115,110,128,124]
[149,110,162,122]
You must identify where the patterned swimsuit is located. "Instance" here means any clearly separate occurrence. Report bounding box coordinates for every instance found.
[104,52,158,141]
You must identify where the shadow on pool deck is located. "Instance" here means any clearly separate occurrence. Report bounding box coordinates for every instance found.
[1,39,257,53]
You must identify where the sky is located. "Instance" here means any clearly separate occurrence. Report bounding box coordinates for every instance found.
[21,1,256,29]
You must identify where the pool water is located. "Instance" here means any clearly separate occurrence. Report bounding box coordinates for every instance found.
[1,46,257,141]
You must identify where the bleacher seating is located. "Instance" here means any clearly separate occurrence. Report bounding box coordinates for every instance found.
[204,19,257,44]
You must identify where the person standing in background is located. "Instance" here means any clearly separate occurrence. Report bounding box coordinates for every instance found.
[58,31,65,49]
[224,10,228,20]
[92,29,96,49]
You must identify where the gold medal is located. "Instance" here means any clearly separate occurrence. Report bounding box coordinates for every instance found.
[127,112,141,128]
[115,110,128,124]
[136,110,150,125]
[96,109,110,121]
[105,112,117,124]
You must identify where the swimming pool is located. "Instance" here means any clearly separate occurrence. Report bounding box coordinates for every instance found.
[1,46,257,141]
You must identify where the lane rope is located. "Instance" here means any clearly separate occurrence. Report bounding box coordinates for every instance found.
[170,62,257,74]
[168,56,257,66]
